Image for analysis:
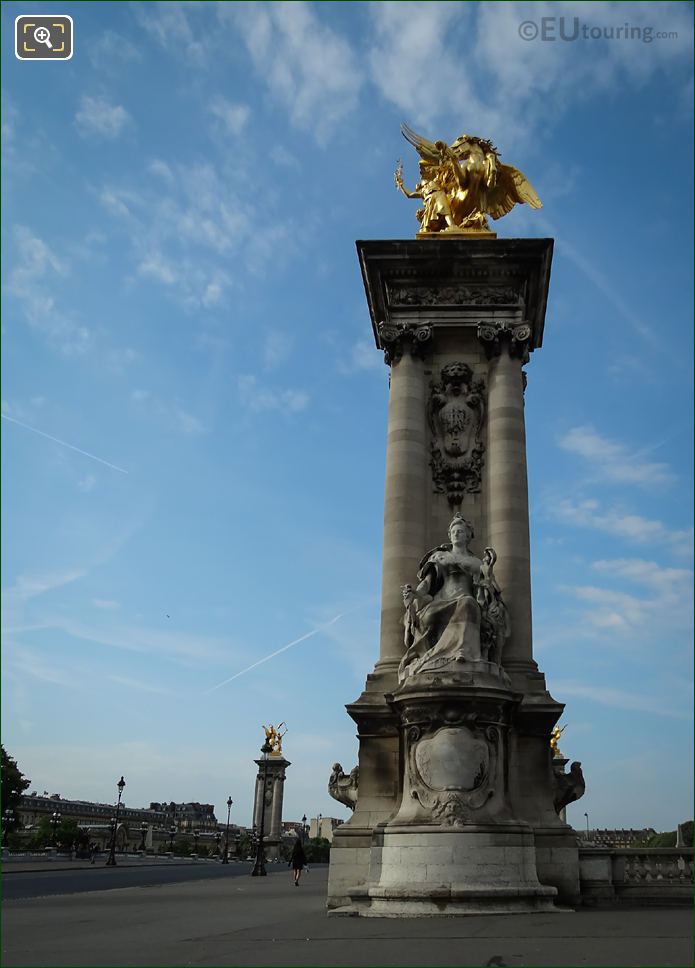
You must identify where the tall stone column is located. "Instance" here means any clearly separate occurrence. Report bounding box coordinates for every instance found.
[252,753,290,861]
[269,776,283,839]
[479,322,535,675]
[376,323,431,679]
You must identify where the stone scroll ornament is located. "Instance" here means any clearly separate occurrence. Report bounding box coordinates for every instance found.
[328,762,359,811]
[428,362,486,506]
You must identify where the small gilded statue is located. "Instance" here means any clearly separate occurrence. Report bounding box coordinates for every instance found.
[263,722,287,754]
[550,724,567,758]
[395,123,542,236]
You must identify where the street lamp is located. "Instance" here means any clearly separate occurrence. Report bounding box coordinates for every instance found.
[105,776,126,867]
[315,812,322,840]
[193,830,199,856]
[3,809,15,847]
[301,814,307,844]
[251,740,273,876]
[168,825,176,853]
[222,796,233,864]
[139,822,148,853]
[50,811,62,848]
[584,811,590,840]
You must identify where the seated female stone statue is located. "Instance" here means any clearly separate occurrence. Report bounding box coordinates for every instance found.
[398,513,508,682]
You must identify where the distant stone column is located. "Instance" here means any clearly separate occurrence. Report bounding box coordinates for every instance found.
[376,323,431,677]
[252,776,263,829]
[479,322,534,670]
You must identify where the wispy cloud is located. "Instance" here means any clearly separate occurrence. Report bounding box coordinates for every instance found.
[552,679,691,720]
[75,95,132,139]
[108,674,173,696]
[2,413,128,473]
[8,227,92,356]
[552,498,692,554]
[92,599,120,610]
[227,1,361,142]
[130,389,207,436]
[262,331,293,370]
[238,375,309,413]
[209,97,250,136]
[559,425,675,486]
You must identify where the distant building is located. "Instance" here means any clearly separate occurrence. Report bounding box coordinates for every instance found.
[19,793,168,829]
[309,817,344,842]
[149,801,217,831]
[585,828,656,847]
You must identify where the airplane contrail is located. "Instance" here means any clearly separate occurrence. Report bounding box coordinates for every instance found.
[205,612,346,694]
[2,413,128,474]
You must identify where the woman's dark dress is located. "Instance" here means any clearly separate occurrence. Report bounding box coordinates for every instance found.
[290,843,307,870]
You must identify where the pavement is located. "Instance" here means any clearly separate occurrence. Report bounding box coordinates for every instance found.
[2,866,692,967]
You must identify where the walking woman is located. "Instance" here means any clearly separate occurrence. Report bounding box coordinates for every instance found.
[289,838,307,886]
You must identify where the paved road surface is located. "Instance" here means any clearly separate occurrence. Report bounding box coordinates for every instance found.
[3,867,691,967]
[3,861,258,900]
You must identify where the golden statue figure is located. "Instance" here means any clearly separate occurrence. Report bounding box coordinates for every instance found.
[263,722,287,755]
[395,123,542,237]
[550,724,567,758]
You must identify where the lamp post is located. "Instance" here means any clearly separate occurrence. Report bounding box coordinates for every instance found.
[315,812,322,840]
[301,814,307,844]
[50,811,62,848]
[139,822,148,853]
[193,830,199,856]
[251,740,273,876]
[222,797,233,864]
[3,809,15,847]
[584,811,590,840]
[168,825,176,853]
[105,776,126,867]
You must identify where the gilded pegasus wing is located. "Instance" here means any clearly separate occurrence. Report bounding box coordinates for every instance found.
[487,163,542,220]
[400,122,452,164]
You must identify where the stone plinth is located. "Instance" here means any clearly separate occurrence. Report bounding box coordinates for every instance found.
[327,238,581,915]
[252,753,290,862]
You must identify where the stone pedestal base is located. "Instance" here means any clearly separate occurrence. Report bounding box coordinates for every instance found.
[333,826,556,917]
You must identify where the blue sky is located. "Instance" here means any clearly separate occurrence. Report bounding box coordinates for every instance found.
[2,1,692,833]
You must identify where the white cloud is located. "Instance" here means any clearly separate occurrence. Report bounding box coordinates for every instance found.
[92,599,120,610]
[209,97,250,136]
[559,426,674,486]
[134,1,209,65]
[130,389,208,436]
[238,375,309,413]
[8,227,91,356]
[262,331,293,369]
[77,474,97,493]
[227,1,361,141]
[368,2,692,144]
[343,339,384,373]
[88,30,142,68]
[551,679,691,720]
[75,95,132,140]
[552,498,692,553]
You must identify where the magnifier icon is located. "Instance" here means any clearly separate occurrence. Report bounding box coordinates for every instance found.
[34,26,53,49]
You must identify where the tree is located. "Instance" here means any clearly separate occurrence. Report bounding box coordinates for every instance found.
[304,837,331,863]
[1,747,30,818]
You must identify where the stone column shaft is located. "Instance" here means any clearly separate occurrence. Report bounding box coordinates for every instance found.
[378,349,428,673]
[485,343,533,668]
[269,777,283,838]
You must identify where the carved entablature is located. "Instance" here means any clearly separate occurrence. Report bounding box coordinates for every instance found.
[477,322,532,362]
[377,322,432,366]
[428,362,486,505]
[388,284,521,307]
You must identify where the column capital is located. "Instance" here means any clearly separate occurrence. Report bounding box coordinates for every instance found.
[377,322,432,366]
[477,322,531,362]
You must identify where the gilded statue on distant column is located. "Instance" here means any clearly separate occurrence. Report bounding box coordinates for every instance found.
[395,123,542,236]
[263,722,288,754]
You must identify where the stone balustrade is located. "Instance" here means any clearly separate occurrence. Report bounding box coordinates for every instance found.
[579,847,693,905]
